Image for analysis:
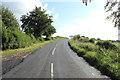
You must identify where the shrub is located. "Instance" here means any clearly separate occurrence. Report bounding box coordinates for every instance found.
[37,37,44,42]
[73,35,80,40]
[69,40,86,56]
[78,42,99,51]
[29,34,37,43]
[89,38,95,43]
[69,38,120,80]
[2,27,33,50]
[83,51,98,65]
[96,40,116,49]
[77,48,86,57]
[82,37,89,42]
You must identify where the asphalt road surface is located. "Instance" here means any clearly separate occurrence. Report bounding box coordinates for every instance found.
[3,39,109,79]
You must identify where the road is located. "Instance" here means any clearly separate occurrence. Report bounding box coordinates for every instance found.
[3,39,109,79]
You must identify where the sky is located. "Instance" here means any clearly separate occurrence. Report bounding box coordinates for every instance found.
[1,0,118,40]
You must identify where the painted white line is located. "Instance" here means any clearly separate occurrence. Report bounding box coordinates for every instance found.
[51,63,54,78]
[52,47,56,55]
[104,76,108,78]
[92,73,95,76]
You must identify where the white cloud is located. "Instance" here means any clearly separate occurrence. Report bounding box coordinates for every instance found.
[2,0,59,24]
[46,8,55,15]
[53,10,118,40]
[20,0,44,14]
[43,4,48,10]
[52,13,60,21]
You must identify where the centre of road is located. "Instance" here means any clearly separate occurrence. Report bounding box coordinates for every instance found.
[51,63,54,78]
[52,47,56,55]
[51,45,57,78]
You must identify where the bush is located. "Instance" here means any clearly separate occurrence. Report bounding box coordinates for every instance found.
[77,48,86,57]
[73,35,80,40]
[78,42,99,51]
[96,40,116,49]
[83,51,98,65]
[69,38,120,80]
[89,38,95,43]
[29,34,37,43]
[2,27,33,50]
[81,37,89,42]
[36,37,44,42]
[69,40,86,56]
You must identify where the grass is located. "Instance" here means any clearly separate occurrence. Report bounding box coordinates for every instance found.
[69,39,120,80]
[1,39,62,56]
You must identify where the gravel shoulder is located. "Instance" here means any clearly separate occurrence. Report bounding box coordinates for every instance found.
[2,48,40,74]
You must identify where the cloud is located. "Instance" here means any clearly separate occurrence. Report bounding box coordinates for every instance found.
[43,4,48,10]
[2,0,43,21]
[52,13,60,21]
[2,0,60,25]
[46,8,55,15]
[53,10,118,40]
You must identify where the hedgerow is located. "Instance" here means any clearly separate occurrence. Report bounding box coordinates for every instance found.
[69,39,120,80]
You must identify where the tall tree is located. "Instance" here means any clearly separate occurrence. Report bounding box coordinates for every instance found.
[0,6,20,29]
[20,7,53,38]
[43,25,56,38]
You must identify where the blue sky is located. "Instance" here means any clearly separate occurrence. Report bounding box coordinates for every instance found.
[1,0,118,40]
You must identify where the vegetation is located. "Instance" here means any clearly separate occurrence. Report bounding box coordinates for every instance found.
[1,7,20,29]
[105,0,120,29]
[96,40,117,50]
[2,27,34,50]
[83,0,120,29]
[1,37,65,56]
[20,7,56,40]
[1,6,57,52]
[69,35,120,80]
[1,6,66,57]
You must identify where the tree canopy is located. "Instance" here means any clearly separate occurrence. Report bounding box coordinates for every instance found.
[43,25,56,38]
[0,6,20,29]
[82,0,120,29]
[20,7,55,38]
[105,0,120,29]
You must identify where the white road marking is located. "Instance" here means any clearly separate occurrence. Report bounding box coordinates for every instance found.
[52,47,56,55]
[92,73,95,76]
[51,63,54,78]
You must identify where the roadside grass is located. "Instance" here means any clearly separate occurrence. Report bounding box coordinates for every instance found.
[69,39,120,80]
[1,39,62,56]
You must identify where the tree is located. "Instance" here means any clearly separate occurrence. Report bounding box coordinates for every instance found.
[1,7,36,50]
[105,0,120,29]
[0,6,20,29]
[20,7,53,38]
[82,0,120,29]
[82,0,92,6]
[43,25,56,38]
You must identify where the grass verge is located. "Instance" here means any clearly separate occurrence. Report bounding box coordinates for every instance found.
[68,39,120,80]
[1,39,61,56]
